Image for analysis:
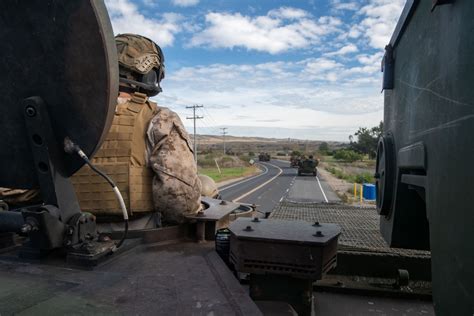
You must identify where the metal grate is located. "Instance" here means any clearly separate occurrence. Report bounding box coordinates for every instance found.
[271,202,430,258]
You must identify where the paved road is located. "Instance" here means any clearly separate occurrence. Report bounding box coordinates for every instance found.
[220,160,340,214]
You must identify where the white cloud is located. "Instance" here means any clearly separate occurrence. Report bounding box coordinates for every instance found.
[154,56,384,141]
[332,1,360,11]
[359,0,407,49]
[171,0,199,7]
[268,7,308,19]
[190,8,343,54]
[104,0,182,47]
[325,44,358,56]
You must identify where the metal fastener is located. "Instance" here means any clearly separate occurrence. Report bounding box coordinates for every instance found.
[312,221,321,227]
[25,106,36,117]
[313,231,324,237]
[244,226,253,232]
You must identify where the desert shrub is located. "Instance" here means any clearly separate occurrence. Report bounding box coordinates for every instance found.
[333,149,363,162]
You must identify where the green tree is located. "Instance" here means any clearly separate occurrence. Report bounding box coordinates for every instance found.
[350,121,383,159]
[291,150,302,157]
[319,142,329,154]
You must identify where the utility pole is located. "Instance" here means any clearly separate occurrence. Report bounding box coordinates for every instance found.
[186,104,203,162]
[221,127,228,155]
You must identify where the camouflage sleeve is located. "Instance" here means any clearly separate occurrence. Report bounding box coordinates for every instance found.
[146,107,202,224]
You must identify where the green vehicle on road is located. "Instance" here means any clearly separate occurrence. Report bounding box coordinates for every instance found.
[258,152,271,162]
[298,156,318,176]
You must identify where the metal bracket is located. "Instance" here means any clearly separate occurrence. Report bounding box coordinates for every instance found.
[18,97,120,263]
[23,97,82,222]
[382,44,395,90]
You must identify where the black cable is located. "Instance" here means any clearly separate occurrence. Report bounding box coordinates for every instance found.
[64,137,128,250]
[83,158,129,251]
[114,220,128,249]
[82,157,115,187]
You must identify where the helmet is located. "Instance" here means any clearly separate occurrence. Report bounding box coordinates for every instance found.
[198,174,219,198]
[115,33,165,96]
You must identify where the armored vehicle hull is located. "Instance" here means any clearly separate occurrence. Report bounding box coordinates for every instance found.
[377,0,474,314]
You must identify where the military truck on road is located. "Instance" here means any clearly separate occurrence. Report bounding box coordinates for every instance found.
[258,152,270,162]
[298,157,318,176]
[290,155,300,167]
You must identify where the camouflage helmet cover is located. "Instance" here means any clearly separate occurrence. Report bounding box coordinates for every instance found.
[115,33,165,77]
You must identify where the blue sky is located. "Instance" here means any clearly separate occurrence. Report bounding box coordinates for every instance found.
[105,0,406,141]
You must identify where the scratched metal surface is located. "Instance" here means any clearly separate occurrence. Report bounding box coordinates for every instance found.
[271,202,430,258]
[0,242,262,316]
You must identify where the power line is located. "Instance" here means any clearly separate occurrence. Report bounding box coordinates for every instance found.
[221,127,228,155]
[199,118,221,136]
[186,104,204,162]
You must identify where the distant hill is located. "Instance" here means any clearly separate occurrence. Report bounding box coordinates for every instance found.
[195,134,346,155]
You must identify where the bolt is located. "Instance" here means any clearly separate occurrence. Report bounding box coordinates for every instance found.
[220,200,228,205]
[313,231,324,237]
[312,221,321,227]
[252,217,260,222]
[25,106,36,117]
[244,225,253,232]
[20,224,32,234]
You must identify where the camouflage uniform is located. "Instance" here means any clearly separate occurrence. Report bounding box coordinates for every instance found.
[148,107,202,223]
[82,33,201,225]
[198,174,219,199]
[0,188,40,207]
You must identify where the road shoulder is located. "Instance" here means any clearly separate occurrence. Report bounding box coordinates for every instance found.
[217,165,264,188]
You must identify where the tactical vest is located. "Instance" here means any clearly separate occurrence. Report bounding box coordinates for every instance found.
[71,92,159,216]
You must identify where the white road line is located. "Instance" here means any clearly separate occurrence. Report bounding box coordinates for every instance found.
[273,159,291,164]
[316,176,329,203]
[219,163,269,192]
[232,162,283,203]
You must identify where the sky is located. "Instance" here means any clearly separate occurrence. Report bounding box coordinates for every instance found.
[104,0,407,141]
